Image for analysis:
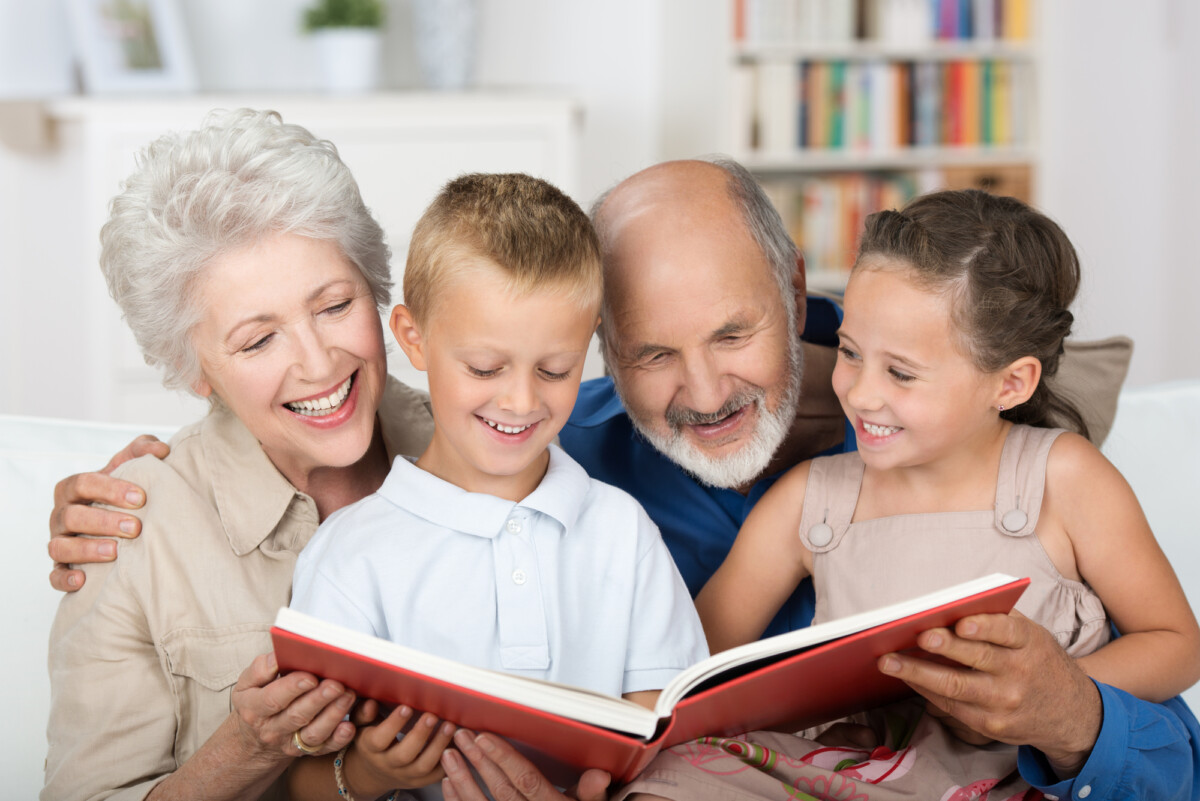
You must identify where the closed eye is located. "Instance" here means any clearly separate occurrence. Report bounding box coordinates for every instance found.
[467,365,500,378]
[889,367,916,383]
[539,368,572,381]
[241,333,273,353]
[321,299,352,315]
[837,345,860,362]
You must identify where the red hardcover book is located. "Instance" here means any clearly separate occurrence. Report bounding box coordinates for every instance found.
[272,574,1029,784]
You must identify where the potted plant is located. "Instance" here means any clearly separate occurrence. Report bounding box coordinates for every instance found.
[303,0,386,93]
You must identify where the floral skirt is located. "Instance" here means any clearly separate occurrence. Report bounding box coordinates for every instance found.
[614,701,1043,801]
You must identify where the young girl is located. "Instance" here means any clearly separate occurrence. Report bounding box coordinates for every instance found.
[621,189,1200,800]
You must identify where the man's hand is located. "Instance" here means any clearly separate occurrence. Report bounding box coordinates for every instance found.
[48,435,170,592]
[440,730,610,801]
[879,610,1102,777]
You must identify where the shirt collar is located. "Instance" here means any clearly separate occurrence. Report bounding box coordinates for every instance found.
[377,444,588,538]
[203,375,435,556]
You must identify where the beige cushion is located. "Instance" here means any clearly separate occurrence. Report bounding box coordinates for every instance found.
[1048,336,1134,447]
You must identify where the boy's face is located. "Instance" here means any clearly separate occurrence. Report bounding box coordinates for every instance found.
[391,258,599,502]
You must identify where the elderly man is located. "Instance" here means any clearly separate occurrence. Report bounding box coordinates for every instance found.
[51,159,1199,800]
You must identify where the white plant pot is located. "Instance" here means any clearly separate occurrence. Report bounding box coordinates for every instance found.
[312,28,383,94]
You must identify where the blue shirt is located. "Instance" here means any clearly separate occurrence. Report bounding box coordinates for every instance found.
[559,294,1200,795]
[291,444,708,698]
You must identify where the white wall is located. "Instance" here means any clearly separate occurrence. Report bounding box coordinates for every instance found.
[1039,0,1200,385]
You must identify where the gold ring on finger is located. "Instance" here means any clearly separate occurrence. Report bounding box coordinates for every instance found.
[292,730,322,754]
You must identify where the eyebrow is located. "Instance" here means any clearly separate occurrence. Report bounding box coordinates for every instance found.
[223,280,356,346]
[837,328,930,371]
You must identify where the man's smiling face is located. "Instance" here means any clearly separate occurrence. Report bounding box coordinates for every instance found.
[600,162,803,490]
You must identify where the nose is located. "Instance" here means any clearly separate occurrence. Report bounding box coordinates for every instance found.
[844,367,883,413]
[497,371,538,416]
[677,351,727,415]
[291,321,336,382]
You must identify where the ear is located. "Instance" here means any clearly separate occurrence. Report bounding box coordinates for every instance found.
[995,356,1042,411]
[191,377,213,398]
[791,252,808,338]
[389,304,428,371]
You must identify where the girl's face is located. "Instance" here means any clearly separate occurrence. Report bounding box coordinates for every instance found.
[832,261,1006,473]
[190,232,388,488]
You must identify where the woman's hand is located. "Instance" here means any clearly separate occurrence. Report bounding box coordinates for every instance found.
[342,705,457,796]
[231,652,357,762]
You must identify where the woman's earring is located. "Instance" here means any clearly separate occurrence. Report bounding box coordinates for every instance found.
[997,405,1005,411]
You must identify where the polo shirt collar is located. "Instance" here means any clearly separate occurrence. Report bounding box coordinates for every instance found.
[378,444,587,538]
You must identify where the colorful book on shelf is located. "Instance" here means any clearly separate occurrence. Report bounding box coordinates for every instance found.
[271,574,1030,784]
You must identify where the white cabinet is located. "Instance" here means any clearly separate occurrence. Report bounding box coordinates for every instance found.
[0,93,584,426]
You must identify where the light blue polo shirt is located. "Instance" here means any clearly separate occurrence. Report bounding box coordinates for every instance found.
[291,444,708,698]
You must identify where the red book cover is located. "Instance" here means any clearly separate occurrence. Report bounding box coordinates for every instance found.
[272,575,1029,783]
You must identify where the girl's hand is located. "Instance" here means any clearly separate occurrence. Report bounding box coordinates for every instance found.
[230,652,357,762]
[344,705,457,795]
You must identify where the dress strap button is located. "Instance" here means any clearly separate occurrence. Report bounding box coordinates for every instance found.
[1001,509,1028,532]
[807,522,834,548]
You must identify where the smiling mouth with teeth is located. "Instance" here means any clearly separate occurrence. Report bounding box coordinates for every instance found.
[862,421,902,437]
[284,374,353,417]
[482,417,534,435]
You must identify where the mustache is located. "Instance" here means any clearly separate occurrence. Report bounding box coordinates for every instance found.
[665,387,764,428]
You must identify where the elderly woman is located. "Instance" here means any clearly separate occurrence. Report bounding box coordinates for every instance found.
[42,109,436,800]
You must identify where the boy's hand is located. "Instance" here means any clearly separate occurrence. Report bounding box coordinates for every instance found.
[48,434,169,592]
[345,706,457,796]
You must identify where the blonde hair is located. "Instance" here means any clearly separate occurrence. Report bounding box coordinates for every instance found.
[403,173,601,325]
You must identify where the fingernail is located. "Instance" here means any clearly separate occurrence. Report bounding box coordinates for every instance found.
[322,684,341,699]
[125,489,144,506]
[118,519,137,535]
[926,633,944,648]
[453,729,474,750]
[442,749,463,775]
[98,542,116,557]
[67,574,80,588]
[338,692,355,708]
[880,656,901,674]
[266,653,278,673]
[961,620,978,636]
[298,677,316,691]
[476,733,497,754]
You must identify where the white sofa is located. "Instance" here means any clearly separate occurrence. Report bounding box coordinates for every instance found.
[4,382,1199,798]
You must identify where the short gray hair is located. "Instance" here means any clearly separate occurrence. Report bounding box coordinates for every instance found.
[100,108,392,392]
[702,156,800,332]
[591,156,800,360]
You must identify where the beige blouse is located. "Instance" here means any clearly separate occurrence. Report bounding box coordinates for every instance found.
[43,377,434,801]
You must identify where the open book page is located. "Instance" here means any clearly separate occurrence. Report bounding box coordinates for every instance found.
[273,608,661,737]
[654,572,1021,714]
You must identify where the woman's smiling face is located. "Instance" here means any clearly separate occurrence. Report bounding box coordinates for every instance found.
[189,232,388,486]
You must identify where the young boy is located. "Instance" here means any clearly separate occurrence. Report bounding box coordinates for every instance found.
[287,173,708,799]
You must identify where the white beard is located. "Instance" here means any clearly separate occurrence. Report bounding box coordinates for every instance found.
[619,332,804,489]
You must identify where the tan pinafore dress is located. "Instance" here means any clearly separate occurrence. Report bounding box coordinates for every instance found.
[617,425,1110,801]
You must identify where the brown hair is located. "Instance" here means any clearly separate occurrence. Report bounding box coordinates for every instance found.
[403,173,602,325]
[855,188,1088,437]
